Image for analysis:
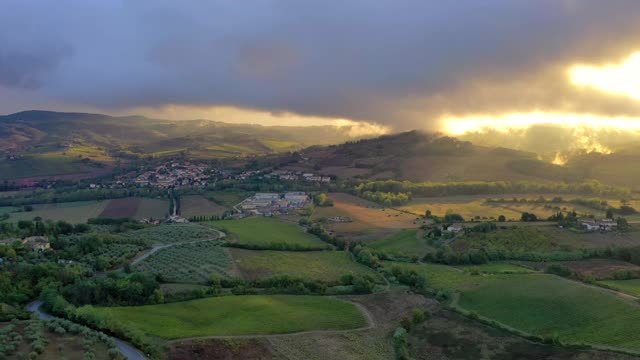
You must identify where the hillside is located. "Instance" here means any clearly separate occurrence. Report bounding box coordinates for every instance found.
[281,131,578,183]
[268,130,640,189]
[0,110,369,180]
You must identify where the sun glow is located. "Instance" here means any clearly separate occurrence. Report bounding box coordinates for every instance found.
[570,51,640,99]
[113,105,391,137]
[442,112,640,135]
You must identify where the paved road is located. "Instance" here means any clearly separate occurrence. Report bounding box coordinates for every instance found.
[130,233,226,268]
[26,301,147,360]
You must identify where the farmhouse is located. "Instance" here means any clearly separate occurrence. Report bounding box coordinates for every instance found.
[581,218,617,231]
[239,192,310,216]
[447,224,464,233]
[22,236,50,251]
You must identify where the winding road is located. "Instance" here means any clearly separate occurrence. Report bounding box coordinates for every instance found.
[26,300,147,360]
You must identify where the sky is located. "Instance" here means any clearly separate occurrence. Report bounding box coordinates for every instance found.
[3,0,640,143]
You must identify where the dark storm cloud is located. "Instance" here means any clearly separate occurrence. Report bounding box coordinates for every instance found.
[2,0,640,128]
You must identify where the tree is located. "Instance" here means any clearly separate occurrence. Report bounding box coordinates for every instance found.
[606,208,614,219]
[425,210,432,218]
[617,217,631,231]
[152,288,165,304]
[498,215,506,222]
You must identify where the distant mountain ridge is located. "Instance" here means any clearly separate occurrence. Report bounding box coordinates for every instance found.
[0,110,370,156]
[0,110,377,180]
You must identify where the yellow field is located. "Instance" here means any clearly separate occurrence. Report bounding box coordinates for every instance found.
[312,193,419,232]
[398,195,607,221]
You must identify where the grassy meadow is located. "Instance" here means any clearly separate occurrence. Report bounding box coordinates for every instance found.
[208,217,328,249]
[385,260,640,351]
[460,262,536,274]
[94,295,367,339]
[231,249,382,283]
[599,279,640,297]
[369,229,428,257]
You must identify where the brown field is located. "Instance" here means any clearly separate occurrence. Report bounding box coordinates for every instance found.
[99,197,141,218]
[517,259,640,280]
[318,166,371,179]
[311,193,419,243]
[180,195,226,217]
[320,193,418,230]
[166,338,274,360]
[135,198,169,219]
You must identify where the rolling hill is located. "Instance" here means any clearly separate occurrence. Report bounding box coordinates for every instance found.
[279,131,640,188]
[0,110,372,180]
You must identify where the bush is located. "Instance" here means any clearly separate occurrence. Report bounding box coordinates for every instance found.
[411,308,428,324]
[392,327,411,360]
[545,264,572,277]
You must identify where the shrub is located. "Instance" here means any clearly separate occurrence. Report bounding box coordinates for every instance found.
[545,264,572,277]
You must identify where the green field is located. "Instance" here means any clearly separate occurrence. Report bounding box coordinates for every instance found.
[204,191,247,208]
[0,157,91,180]
[385,261,640,351]
[1,200,110,223]
[452,226,577,253]
[134,241,235,283]
[599,279,640,297]
[122,224,219,245]
[458,274,640,350]
[383,261,473,290]
[369,229,427,257]
[208,217,329,249]
[460,262,536,274]
[231,249,381,283]
[94,295,367,339]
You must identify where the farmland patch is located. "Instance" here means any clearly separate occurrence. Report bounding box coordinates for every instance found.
[369,229,428,257]
[121,224,220,245]
[231,249,382,283]
[180,195,226,218]
[208,217,328,249]
[94,295,367,339]
[134,241,235,284]
[5,200,109,223]
[99,197,141,218]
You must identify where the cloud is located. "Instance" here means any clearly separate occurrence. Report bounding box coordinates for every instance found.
[2,1,640,130]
